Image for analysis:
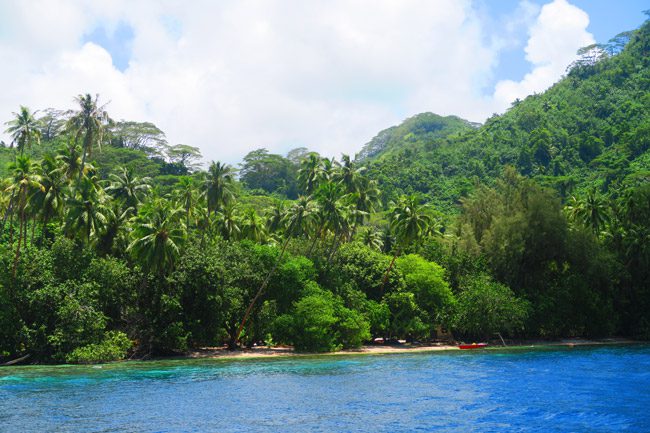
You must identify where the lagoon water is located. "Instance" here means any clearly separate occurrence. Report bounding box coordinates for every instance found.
[1,345,649,432]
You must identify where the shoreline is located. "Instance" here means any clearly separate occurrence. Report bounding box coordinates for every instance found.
[179,337,643,362]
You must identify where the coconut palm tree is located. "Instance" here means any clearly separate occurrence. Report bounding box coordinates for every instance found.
[4,106,42,156]
[337,154,366,194]
[565,190,610,235]
[128,198,185,275]
[265,200,286,235]
[234,195,318,345]
[216,202,240,241]
[64,175,108,244]
[6,156,43,275]
[65,94,110,179]
[56,141,86,180]
[381,195,431,291]
[284,195,318,238]
[97,198,134,256]
[297,153,323,194]
[241,208,267,243]
[35,155,67,241]
[106,166,151,208]
[345,177,380,238]
[205,161,235,218]
[174,176,199,231]
[359,226,384,251]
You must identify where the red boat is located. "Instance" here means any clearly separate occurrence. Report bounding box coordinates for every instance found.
[458,343,488,350]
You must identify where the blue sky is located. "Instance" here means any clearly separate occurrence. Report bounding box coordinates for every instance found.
[1,1,648,163]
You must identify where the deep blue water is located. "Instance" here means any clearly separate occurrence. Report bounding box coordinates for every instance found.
[1,345,650,432]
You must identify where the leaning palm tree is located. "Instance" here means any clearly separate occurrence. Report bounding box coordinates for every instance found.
[381,195,431,291]
[4,106,42,156]
[234,195,318,345]
[128,199,186,275]
[65,93,110,179]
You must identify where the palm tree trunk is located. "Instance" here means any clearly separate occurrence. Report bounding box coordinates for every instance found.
[325,231,345,268]
[13,206,24,277]
[380,248,401,295]
[2,190,16,235]
[308,226,323,256]
[30,214,36,246]
[9,208,15,244]
[234,224,294,346]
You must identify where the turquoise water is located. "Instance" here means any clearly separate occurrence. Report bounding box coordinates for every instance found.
[1,345,649,432]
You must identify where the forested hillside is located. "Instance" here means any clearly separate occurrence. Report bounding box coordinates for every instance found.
[0,19,648,365]
[363,20,650,210]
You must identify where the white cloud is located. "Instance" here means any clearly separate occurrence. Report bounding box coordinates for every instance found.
[0,0,595,163]
[493,0,594,108]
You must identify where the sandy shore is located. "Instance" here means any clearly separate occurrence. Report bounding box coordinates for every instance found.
[182,338,641,361]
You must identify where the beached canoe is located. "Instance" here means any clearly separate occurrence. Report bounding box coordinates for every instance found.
[458,343,488,350]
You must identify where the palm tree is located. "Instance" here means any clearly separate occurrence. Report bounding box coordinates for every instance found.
[297,153,323,194]
[5,156,43,275]
[345,177,380,238]
[174,176,198,231]
[56,141,86,180]
[234,195,318,345]
[35,155,67,241]
[97,199,133,256]
[65,94,110,179]
[337,154,366,194]
[128,199,185,275]
[106,166,151,208]
[205,161,235,218]
[565,190,610,235]
[381,195,431,291]
[241,208,267,243]
[64,175,108,244]
[359,226,384,251]
[284,195,318,238]
[4,106,42,156]
[314,182,348,262]
[216,202,240,241]
[265,200,286,235]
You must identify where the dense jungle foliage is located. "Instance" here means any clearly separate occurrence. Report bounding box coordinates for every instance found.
[0,19,648,364]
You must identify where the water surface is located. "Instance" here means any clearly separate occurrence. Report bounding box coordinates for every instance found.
[1,345,649,432]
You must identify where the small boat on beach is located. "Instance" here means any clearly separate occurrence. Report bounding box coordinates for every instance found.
[458,343,488,350]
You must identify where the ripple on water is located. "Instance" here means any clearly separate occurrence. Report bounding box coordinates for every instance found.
[1,345,649,432]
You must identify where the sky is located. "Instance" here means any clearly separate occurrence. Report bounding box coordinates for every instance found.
[0,0,647,164]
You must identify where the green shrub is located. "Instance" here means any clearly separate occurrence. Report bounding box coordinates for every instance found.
[453,274,530,339]
[66,331,133,364]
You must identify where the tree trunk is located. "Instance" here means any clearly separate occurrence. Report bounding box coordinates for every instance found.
[234,227,294,345]
[325,231,345,268]
[12,205,24,278]
[1,190,15,235]
[380,248,401,295]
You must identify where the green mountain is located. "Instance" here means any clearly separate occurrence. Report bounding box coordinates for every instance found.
[364,20,650,211]
[356,112,477,161]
